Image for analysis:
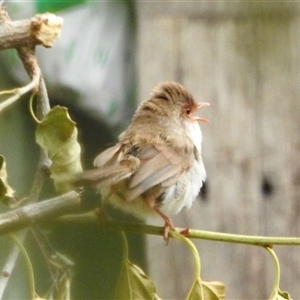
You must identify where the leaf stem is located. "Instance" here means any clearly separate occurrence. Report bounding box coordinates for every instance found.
[266,247,280,300]
[170,231,201,277]
[29,92,41,124]
[0,89,16,96]
[121,231,129,261]
[0,71,40,112]
[9,234,35,300]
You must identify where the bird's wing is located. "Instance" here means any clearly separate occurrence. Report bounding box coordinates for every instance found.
[125,137,194,201]
[75,145,140,188]
[75,136,195,201]
[93,143,122,168]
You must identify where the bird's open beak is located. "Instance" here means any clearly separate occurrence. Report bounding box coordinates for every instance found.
[194,102,210,122]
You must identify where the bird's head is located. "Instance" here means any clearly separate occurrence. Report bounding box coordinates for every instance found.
[151,81,210,123]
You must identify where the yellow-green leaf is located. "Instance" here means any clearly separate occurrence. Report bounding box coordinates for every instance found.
[114,259,161,300]
[170,231,225,300]
[270,289,293,300]
[0,155,15,205]
[278,290,293,299]
[203,281,225,300]
[35,106,82,193]
[266,247,293,300]
[187,279,225,300]
[187,278,203,300]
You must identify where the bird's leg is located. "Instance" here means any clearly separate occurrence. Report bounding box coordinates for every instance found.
[152,206,175,243]
[144,193,175,242]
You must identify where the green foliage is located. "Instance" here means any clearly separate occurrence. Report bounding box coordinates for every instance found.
[115,259,160,300]
[115,232,161,300]
[1,98,296,298]
[35,106,82,193]
[273,290,293,300]
[187,280,225,300]
[267,247,293,300]
[171,231,225,300]
[0,71,296,299]
[9,234,74,300]
[115,231,226,300]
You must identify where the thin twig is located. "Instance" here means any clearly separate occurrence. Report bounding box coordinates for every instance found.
[0,71,40,112]
[0,243,21,299]
[0,193,79,298]
[0,45,49,299]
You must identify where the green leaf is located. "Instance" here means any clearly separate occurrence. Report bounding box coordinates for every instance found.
[266,247,294,300]
[278,290,293,300]
[202,281,226,300]
[187,279,225,300]
[270,289,293,300]
[187,278,203,300]
[0,155,16,205]
[169,231,225,300]
[114,259,161,300]
[35,106,82,193]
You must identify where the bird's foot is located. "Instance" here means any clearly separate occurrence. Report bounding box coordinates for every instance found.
[163,219,175,245]
[151,206,175,244]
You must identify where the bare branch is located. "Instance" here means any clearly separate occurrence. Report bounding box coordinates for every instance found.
[36,77,51,119]
[0,191,81,235]
[0,244,21,299]
[0,42,51,113]
[0,7,63,50]
[0,8,62,298]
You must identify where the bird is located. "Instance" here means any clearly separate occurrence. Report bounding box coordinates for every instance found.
[75,81,209,241]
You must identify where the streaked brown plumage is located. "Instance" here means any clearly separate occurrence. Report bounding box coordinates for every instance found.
[76,81,209,240]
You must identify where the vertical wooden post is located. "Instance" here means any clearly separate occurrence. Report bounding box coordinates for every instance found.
[137,3,300,298]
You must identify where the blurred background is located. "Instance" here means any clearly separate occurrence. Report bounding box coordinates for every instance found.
[1,1,300,299]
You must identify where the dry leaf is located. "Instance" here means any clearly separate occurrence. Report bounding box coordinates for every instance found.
[35,106,82,193]
[0,155,15,205]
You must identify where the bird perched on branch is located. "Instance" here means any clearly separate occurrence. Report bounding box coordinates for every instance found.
[75,81,209,241]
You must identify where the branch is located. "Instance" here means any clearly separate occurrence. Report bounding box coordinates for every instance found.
[0,244,21,299]
[56,212,300,247]
[0,68,40,112]
[0,191,80,235]
[0,7,62,297]
[0,6,60,113]
[1,197,300,246]
[0,7,63,50]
